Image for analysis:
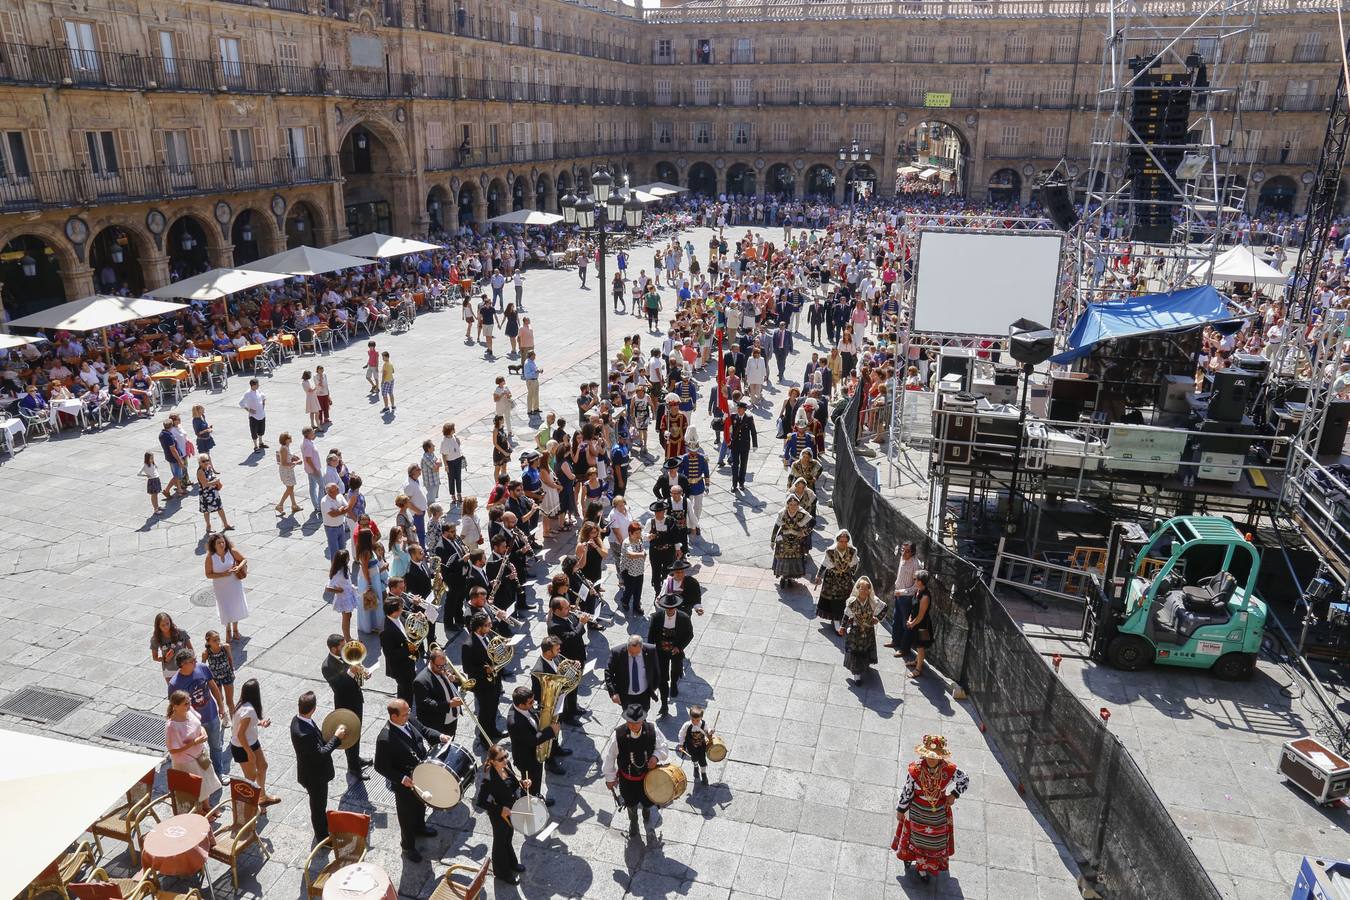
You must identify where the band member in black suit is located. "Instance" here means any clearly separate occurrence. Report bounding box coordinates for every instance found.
[661,558,706,617]
[290,691,346,841]
[648,593,695,717]
[387,577,436,659]
[463,547,493,615]
[477,744,529,884]
[729,398,758,491]
[461,612,505,744]
[486,533,524,614]
[379,597,418,704]
[532,636,581,742]
[546,595,588,723]
[601,703,670,837]
[413,648,464,740]
[466,584,515,639]
[320,634,372,778]
[373,698,450,862]
[508,686,562,799]
[604,634,659,714]
[404,545,439,647]
[434,522,470,631]
[647,500,683,603]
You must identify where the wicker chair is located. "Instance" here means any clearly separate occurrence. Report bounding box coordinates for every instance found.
[69,869,203,900]
[302,811,371,897]
[26,840,95,899]
[206,780,268,888]
[89,771,160,865]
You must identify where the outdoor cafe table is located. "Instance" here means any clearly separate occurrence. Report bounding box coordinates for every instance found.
[142,813,212,878]
[322,863,396,900]
[150,368,191,401]
[235,345,265,369]
[48,397,85,429]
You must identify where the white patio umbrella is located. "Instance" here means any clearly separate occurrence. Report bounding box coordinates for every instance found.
[147,267,291,301]
[245,245,376,277]
[7,294,188,364]
[0,729,158,900]
[324,233,444,259]
[632,182,686,196]
[486,209,565,226]
[0,333,43,350]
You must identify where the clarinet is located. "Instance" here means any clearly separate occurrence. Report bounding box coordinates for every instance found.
[486,555,523,627]
[575,573,615,627]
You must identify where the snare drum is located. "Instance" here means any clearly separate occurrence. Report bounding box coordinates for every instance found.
[706,735,728,763]
[642,763,688,807]
[509,794,552,837]
[412,744,478,808]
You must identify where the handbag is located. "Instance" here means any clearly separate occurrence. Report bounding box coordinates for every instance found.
[362,588,379,611]
[234,560,248,580]
[185,439,196,457]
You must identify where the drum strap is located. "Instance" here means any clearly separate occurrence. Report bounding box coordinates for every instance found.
[619,771,645,781]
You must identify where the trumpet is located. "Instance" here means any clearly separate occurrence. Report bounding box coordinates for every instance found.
[341,639,373,686]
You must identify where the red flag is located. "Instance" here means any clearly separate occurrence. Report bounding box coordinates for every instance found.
[717,328,731,442]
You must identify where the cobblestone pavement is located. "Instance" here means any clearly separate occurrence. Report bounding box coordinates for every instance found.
[0,226,1081,899]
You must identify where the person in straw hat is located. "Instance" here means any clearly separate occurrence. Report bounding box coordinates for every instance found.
[892,734,970,883]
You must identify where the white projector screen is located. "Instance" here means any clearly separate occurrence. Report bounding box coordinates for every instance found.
[912,230,1063,335]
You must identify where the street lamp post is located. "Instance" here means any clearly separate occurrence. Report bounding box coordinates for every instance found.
[838,139,873,225]
[560,167,645,391]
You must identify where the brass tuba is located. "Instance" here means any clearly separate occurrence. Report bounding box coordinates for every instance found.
[533,670,570,762]
[341,639,373,686]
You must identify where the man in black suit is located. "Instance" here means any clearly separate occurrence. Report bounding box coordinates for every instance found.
[403,545,439,648]
[728,398,758,491]
[545,598,586,724]
[461,612,505,744]
[725,344,747,381]
[532,636,581,745]
[604,634,659,714]
[434,522,469,632]
[771,322,794,381]
[652,457,689,502]
[373,698,450,862]
[807,298,827,345]
[290,691,346,841]
[413,648,464,740]
[380,597,418,704]
[320,634,372,778]
[508,686,562,803]
[647,593,695,717]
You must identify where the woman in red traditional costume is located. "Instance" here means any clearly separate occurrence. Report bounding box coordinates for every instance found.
[892,734,970,882]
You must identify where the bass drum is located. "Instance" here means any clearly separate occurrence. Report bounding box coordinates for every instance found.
[642,763,688,807]
[706,735,728,763]
[412,745,478,808]
[510,794,552,837]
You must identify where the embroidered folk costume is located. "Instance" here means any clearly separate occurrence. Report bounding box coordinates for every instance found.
[893,735,969,881]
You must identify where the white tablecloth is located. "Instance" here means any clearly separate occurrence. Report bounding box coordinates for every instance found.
[48,398,83,427]
[1,417,22,452]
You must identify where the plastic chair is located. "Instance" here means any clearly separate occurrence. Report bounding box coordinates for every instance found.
[314,328,335,353]
[302,811,370,897]
[297,328,317,356]
[207,780,269,888]
[26,840,95,900]
[18,406,51,440]
[252,352,275,378]
[204,362,229,392]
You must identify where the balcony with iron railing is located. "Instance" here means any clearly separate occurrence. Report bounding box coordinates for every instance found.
[424,138,650,170]
[0,154,338,212]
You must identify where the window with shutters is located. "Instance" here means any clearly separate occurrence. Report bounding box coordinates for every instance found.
[278,41,299,69]
[811,120,831,151]
[1053,33,1074,62]
[999,124,1021,154]
[1284,79,1315,110]
[732,122,751,146]
[952,78,969,105]
[951,34,973,62]
[1006,80,1026,106]
[63,21,99,73]
[812,77,832,104]
[218,37,243,83]
[488,123,499,151]
[654,39,672,63]
[153,31,178,81]
[1295,32,1324,62]
[1248,32,1270,63]
[509,11,519,44]
[510,65,526,100]
[535,68,550,100]
[0,131,31,181]
[1240,80,1269,110]
[857,77,875,104]
[537,121,552,154]
[511,122,529,161]
[693,79,712,106]
[1050,79,1071,104]
[812,36,837,63]
[83,130,119,177]
[773,77,791,103]
[770,36,793,63]
[283,126,310,175]
[857,34,879,63]
[694,121,711,145]
[852,122,874,146]
[533,16,543,48]
[654,121,672,145]
[732,37,753,64]
[908,80,925,105]
[225,128,253,168]
[770,121,789,149]
[1006,33,1029,62]
[1044,126,1066,153]
[732,78,752,106]
[909,34,930,63]
[654,79,671,105]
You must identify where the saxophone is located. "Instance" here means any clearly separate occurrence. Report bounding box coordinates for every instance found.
[431,559,447,607]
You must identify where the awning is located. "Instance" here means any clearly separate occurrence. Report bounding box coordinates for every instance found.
[1186,244,1288,285]
[898,166,921,176]
[7,295,187,332]
[918,168,940,182]
[631,182,686,196]
[147,267,290,301]
[0,729,158,900]
[1051,285,1232,363]
[486,210,564,226]
[324,233,443,258]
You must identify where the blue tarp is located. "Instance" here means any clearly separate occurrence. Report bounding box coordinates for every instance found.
[1051,285,1231,363]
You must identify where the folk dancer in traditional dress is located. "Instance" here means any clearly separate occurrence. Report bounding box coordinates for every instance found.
[770,495,812,588]
[841,576,882,684]
[892,734,969,883]
[789,448,823,495]
[813,529,859,632]
[676,704,715,786]
[679,439,711,536]
[660,393,688,458]
[647,592,694,717]
[602,703,670,838]
[660,558,705,617]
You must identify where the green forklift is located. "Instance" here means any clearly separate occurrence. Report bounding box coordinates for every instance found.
[1084,515,1268,680]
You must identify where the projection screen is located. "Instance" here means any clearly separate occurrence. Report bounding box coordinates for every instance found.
[912,230,1064,336]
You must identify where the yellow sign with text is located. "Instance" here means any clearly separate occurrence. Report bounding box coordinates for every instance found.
[924,92,953,108]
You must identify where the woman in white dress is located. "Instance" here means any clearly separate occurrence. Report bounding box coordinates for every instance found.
[205,533,250,641]
[302,370,321,429]
[745,347,768,404]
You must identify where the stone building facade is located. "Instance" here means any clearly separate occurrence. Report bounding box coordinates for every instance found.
[0,0,1341,310]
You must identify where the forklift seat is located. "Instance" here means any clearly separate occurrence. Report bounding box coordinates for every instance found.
[1181,572,1237,613]
[1155,588,1233,643]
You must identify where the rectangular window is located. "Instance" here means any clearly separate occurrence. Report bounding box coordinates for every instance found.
[695,38,713,64]
[1284,79,1315,110]
[694,122,712,145]
[774,76,791,102]
[1050,79,1071,102]
[771,35,793,63]
[0,131,31,180]
[732,122,751,145]
[64,21,98,72]
[1044,126,1065,153]
[654,78,671,105]
[510,65,526,100]
[811,120,830,150]
[278,41,299,69]
[857,34,879,62]
[654,121,672,145]
[84,130,119,176]
[952,34,973,62]
[537,121,552,153]
[283,126,308,166]
[226,128,253,167]
[1006,34,1028,62]
[511,121,530,161]
[488,123,499,151]
[732,78,752,105]
[655,39,672,62]
[533,15,543,47]
[813,77,832,104]
[1248,32,1270,63]
[508,11,519,44]
[1006,80,1026,105]
[155,31,177,77]
[951,78,969,104]
[909,34,930,62]
[771,121,789,148]
[1053,33,1074,62]
[218,36,242,81]
[813,36,837,63]
[1295,32,1323,62]
[163,130,191,172]
[733,37,753,64]
[1240,80,1269,110]
[1000,124,1021,153]
[693,78,712,106]
[535,68,550,101]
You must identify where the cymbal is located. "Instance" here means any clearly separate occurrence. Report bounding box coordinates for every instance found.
[322,708,361,750]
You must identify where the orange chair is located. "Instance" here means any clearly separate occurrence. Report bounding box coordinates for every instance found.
[69,868,202,900]
[206,780,268,888]
[302,811,371,897]
[146,769,204,818]
[90,771,160,865]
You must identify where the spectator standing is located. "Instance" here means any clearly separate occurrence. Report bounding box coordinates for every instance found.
[238,378,267,452]
[523,351,542,416]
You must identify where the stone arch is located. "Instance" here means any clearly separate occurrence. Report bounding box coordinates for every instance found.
[0,228,75,318]
[804,164,837,200]
[486,177,509,218]
[844,164,876,202]
[534,172,553,212]
[687,162,718,196]
[903,118,971,197]
[726,162,756,196]
[653,161,680,185]
[426,184,450,233]
[986,167,1022,205]
[87,221,154,294]
[458,180,481,229]
[765,163,795,197]
[1257,175,1299,214]
[511,173,530,211]
[286,199,325,248]
[166,212,214,279]
[231,207,279,265]
[339,117,412,236]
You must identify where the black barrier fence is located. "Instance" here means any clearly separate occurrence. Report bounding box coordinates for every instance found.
[830,393,1219,900]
